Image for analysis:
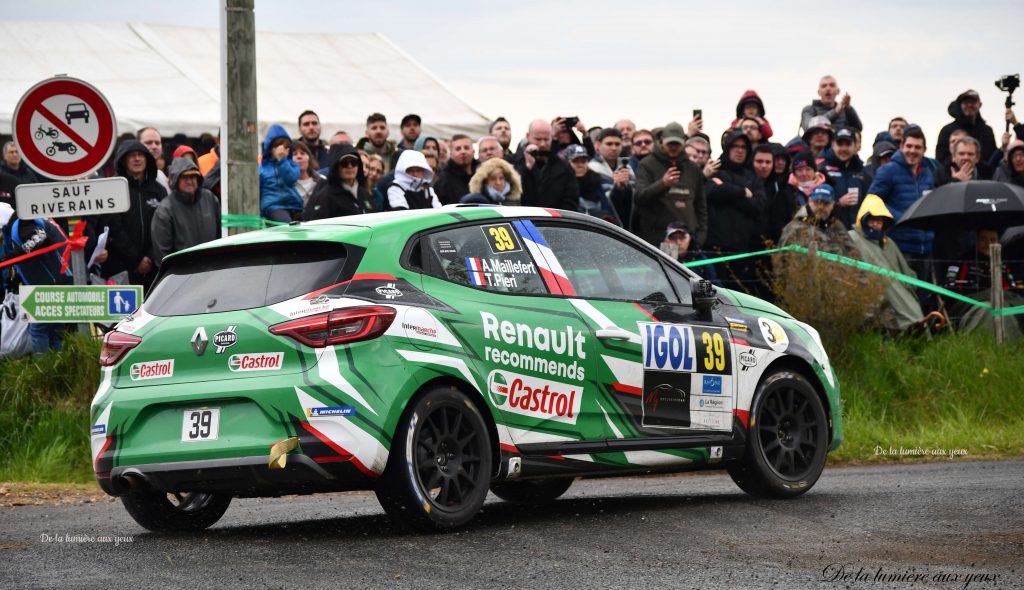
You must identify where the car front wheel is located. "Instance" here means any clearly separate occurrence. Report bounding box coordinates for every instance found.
[375,386,493,531]
[728,370,828,498]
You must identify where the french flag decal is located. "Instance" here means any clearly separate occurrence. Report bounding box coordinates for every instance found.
[512,220,576,295]
[465,257,488,286]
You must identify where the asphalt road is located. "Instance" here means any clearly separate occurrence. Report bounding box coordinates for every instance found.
[1,460,1021,590]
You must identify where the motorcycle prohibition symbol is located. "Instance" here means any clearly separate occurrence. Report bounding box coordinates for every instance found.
[34,125,59,140]
[45,141,77,156]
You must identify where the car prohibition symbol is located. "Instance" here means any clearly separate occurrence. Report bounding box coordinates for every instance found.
[92,205,842,533]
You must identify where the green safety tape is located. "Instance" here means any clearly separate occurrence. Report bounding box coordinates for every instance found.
[684,244,1024,317]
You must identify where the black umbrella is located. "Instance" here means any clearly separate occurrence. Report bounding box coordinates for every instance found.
[894,180,1024,231]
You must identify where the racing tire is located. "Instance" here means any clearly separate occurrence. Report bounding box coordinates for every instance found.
[121,491,231,532]
[490,478,574,504]
[727,370,828,499]
[375,386,493,532]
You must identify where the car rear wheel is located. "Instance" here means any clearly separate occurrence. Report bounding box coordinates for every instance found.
[121,491,231,531]
[490,478,574,504]
[375,386,493,532]
[728,370,828,499]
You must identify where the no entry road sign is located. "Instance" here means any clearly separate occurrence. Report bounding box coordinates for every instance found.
[11,76,117,181]
[19,285,142,323]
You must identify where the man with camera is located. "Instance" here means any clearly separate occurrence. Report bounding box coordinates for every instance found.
[514,119,579,212]
[588,128,634,226]
[936,89,997,164]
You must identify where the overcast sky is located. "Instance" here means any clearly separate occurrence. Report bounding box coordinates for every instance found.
[3,0,1023,157]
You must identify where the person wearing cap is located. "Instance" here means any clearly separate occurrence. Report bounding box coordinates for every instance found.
[588,128,634,226]
[779,184,857,258]
[802,116,834,160]
[819,127,865,229]
[994,139,1024,188]
[634,121,707,248]
[847,194,927,332]
[566,144,620,224]
[398,114,422,151]
[435,134,479,204]
[513,120,579,212]
[704,129,766,292]
[297,110,329,167]
[356,113,397,173]
[730,90,774,141]
[936,89,997,165]
[661,222,719,285]
[788,151,827,207]
[150,156,221,267]
[302,143,375,220]
[800,75,863,134]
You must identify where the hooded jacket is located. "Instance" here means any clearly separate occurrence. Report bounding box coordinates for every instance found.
[387,150,441,210]
[99,139,167,282]
[993,141,1024,188]
[867,150,935,255]
[303,144,375,220]
[763,144,798,245]
[463,158,523,205]
[819,147,865,229]
[259,124,303,217]
[730,90,774,141]
[936,98,997,164]
[150,157,221,265]
[704,130,766,253]
[848,195,923,330]
[633,124,707,246]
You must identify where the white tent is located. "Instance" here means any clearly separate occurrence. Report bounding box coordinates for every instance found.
[0,22,491,141]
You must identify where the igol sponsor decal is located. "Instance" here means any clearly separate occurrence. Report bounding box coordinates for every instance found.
[702,375,723,394]
[640,322,696,372]
[130,359,174,381]
[228,352,284,372]
[481,311,587,381]
[487,369,582,425]
[91,424,106,435]
[307,406,355,417]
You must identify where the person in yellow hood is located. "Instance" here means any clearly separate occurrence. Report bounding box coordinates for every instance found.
[848,194,926,331]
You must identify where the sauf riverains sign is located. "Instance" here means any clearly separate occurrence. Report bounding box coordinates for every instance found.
[14,177,129,218]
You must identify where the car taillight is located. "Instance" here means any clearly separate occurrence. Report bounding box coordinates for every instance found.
[100,331,142,366]
[269,306,397,348]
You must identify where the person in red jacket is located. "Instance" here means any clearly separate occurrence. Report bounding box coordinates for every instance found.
[730,90,774,141]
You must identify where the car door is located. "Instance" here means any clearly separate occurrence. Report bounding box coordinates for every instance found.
[527,220,738,443]
[413,219,612,448]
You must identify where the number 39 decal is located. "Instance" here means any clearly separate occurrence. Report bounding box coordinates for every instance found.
[482,223,522,254]
[702,332,726,372]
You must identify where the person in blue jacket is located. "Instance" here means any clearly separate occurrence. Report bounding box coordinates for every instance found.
[259,124,303,223]
[867,125,935,283]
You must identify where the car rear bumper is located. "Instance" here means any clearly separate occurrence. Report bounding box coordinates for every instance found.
[99,454,377,498]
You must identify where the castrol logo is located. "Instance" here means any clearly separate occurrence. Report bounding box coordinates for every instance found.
[130,359,174,381]
[228,352,284,372]
[486,370,581,425]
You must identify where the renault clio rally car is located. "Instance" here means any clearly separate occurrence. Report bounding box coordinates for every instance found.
[91,205,842,532]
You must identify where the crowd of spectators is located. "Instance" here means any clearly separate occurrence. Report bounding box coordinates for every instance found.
[3,74,1024,351]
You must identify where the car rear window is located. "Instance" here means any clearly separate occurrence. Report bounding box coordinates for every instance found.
[145,242,348,316]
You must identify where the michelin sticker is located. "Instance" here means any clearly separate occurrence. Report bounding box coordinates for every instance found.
[757,317,789,352]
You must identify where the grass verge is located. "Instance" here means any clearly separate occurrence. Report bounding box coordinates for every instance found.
[0,331,1020,484]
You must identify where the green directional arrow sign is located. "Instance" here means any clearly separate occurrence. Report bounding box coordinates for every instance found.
[19,285,143,323]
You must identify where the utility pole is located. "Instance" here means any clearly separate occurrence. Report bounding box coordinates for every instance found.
[220,0,259,235]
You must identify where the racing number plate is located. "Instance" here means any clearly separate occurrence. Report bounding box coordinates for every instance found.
[181,408,220,442]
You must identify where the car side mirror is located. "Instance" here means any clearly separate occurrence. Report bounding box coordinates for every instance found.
[690,278,717,322]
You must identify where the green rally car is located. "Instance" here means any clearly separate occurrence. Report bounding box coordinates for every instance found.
[91,205,842,532]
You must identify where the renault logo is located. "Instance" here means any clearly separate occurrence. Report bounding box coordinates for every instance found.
[191,327,208,356]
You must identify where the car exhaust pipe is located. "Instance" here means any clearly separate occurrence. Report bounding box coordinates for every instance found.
[112,472,149,495]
